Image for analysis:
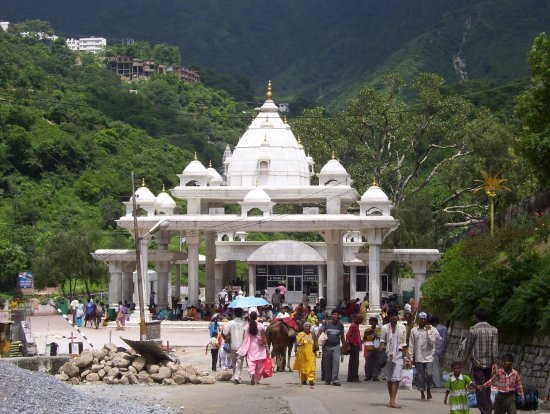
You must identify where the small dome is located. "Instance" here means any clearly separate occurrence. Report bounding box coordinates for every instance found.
[134,185,156,204]
[207,166,224,183]
[182,159,209,177]
[156,191,176,209]
[243,187,272,203]
[319,158,347,176]
[361,185,389,202]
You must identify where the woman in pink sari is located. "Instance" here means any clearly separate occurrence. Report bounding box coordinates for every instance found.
[237,311,268,385]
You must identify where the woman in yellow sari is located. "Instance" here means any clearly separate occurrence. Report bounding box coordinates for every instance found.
[293,321,316,386]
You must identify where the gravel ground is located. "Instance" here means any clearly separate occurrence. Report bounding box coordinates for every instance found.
[0,363,180,414]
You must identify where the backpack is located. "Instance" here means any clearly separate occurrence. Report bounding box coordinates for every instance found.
[516,386,539,411]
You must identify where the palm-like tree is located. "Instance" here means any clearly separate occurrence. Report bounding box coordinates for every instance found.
[472,170,511,236]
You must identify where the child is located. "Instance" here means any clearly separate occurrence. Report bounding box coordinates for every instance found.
[444,361,473,413]
[205,331,219,372]
[478,353,525,414]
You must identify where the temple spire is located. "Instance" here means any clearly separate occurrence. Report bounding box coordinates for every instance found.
[194,152,198,161]
[267,80,272,100]
[141,178,146,187]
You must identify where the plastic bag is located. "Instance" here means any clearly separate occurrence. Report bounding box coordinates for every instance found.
[467,391,477,408]
[262,357,273,378]
[400,368,413,390]
[318,332,327,347]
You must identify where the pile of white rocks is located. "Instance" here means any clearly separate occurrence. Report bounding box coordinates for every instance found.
[55,343,217,386]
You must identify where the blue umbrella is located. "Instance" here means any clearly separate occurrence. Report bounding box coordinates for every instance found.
[228,296,269,308]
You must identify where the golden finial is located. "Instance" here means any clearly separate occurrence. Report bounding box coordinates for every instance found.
[284,116,288,124]
[141,178,145,187]
[267,80,272,100]
[194,152,198,161]
[209,160,212,168]
[332,151,336,160]
[162,183,166,192]
[297,136,302,145]
[373,179,378,186]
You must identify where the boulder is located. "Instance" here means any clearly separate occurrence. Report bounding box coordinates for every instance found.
[120,375,130,385]
[91,364,102,373]
[68,377,80,385]
[172,371,187,385]
[55,373,69,382]
[128,366,137,374]
[128,372,139,385]
[200,376,216,385]
[132,356,146,372]
[163,378,175,386]
[158,366,172,379]
[86,373,100,382]
[189,375,202,384]
[215,370,233,381]
[111,353,132,368]
[64,361,80,378]
[109,367,120,378]
[98,369,105,380]
[146,364,160,374]
[80,369,91,379]
[150,373,165,383]
[75,350,94,368]
[103,365,111,374]
[138,371,154,384]
[104,343,118,353]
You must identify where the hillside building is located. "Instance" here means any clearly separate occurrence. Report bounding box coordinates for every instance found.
[66,36,106,54]
[93,82,440,317]
[106,56,199,83]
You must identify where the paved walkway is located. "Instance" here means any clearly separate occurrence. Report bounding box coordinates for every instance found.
[27,314,455,414]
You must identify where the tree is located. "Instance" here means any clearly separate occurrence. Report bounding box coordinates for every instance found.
[32,231,107,297]
[515,32,550,185]
[0,240,27,290]
[152,43,182,65]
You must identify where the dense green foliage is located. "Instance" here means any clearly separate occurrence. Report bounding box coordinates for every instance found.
[0,29,246,292]
[2,0,549,106]
[423,216,550,333]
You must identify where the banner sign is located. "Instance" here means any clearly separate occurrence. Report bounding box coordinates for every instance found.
[17,272,33,289]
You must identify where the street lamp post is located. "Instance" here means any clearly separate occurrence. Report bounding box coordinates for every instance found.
[131,172,169,341]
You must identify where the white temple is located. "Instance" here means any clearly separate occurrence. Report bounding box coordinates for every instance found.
[93,82,440,315]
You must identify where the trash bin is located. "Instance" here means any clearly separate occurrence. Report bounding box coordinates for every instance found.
[47,342,58,356]
[69,342,83,355]
[59,300,69,315]
[107,308,116,321]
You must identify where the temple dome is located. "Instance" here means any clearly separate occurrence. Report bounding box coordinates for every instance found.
[226,82,312,187]
[178,155,210,186]
[319,158,347,176]
[243,187,272,203]
[361,185,389,202]
[156,189,176,214]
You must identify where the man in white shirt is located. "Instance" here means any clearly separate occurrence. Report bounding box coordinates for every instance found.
[70,297,79,325]
[276,305,290,319]
[223,307,246,384]
[408,311,441,401]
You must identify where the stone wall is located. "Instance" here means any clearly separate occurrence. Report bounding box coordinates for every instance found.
[0,356,69,375]
[443,323,550,399]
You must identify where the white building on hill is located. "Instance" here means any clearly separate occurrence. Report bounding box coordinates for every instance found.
[66,36,106,54]
[93,82,440,315]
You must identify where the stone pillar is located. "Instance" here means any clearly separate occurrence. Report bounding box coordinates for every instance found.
[205,232,217,304]
[108,261,122,308]
[365,228,389,312]
[155,260,171,309]
[215,263,224,294]
[175,264,181,301]
[350,266,357,299]
[248,265,256,297]
[318,265,325,300]
[122,262,135,305]
[322,230,343,309]
[410,261,428,301]
[186,231,200,306]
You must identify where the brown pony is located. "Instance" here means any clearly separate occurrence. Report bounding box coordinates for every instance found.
[266,319,303,372]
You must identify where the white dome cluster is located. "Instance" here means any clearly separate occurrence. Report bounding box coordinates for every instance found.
[124,180,176,216]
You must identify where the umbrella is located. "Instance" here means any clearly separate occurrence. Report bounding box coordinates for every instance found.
[228,296,269,308]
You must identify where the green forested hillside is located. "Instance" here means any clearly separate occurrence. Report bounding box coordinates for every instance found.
[0,30,248,293]
[1,0,549,106]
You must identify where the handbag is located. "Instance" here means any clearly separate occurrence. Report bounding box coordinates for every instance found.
[379,351,388,368]
[262,356,273,378]
[318,332,327,347]
[467,391,477,408]
[342,342,351,355]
